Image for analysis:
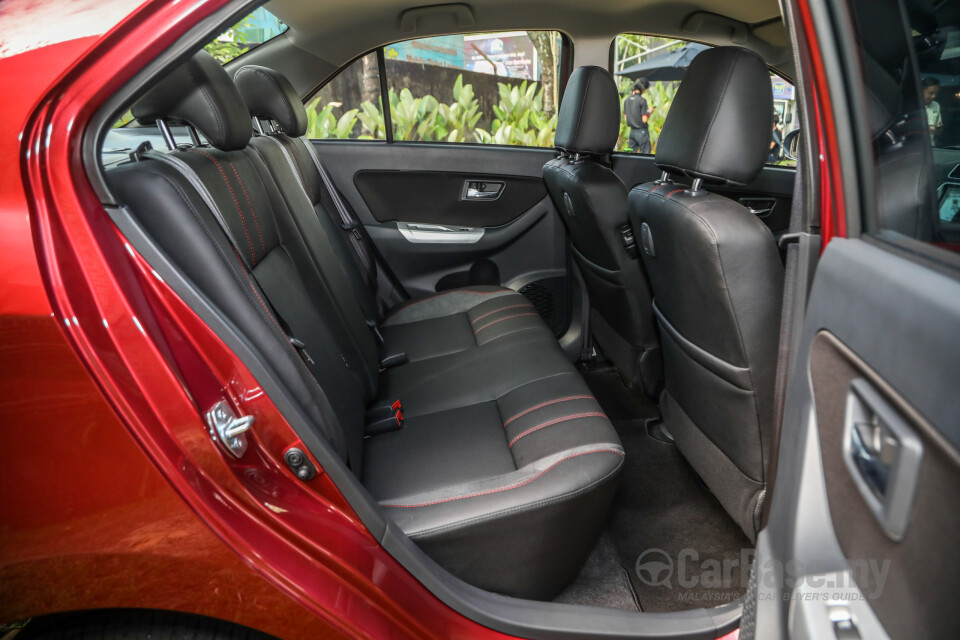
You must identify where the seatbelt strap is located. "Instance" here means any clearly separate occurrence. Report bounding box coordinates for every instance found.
[298,137,373,271]
[299,137,410,312]
[138,148,355,468]
[762,161,818,528]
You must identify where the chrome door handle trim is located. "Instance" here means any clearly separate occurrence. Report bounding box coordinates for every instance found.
[397,222,484,244]
[842,378,923,541]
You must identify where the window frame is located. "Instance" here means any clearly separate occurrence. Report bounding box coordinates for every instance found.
[302,30,574,149]
[607,33,800,167]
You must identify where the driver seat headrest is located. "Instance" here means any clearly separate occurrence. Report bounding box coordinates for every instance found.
[554,66,621,154]
[655,46,773,186]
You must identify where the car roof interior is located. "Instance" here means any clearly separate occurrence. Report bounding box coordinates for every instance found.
[239,0,793,95]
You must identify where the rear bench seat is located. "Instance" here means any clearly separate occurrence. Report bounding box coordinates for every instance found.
[107,51,623,600]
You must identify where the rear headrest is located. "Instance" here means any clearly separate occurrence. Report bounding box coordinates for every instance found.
[655,47,772,185]
[554,66,621,154]
[132,51,251,151]
[234,65,308,137]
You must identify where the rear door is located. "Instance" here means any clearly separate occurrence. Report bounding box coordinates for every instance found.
[305,37,575,337]
[749,0,960,638]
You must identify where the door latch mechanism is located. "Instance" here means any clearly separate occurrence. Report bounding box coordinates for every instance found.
[206,400,254,458]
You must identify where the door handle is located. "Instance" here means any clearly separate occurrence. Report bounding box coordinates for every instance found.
[738,197,776,217]
[842,378,923,541]
[462,180,505,201]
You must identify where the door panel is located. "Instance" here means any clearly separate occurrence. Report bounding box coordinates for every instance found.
[354,170,547,226]
[613,154,796,236]
[311,141,570,323]
[754,238,960,640]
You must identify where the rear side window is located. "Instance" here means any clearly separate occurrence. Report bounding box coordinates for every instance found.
[613,34,798,166]
[204,7,287,64]
[307,31,567,147]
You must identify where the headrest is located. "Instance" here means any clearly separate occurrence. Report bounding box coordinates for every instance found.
[234,65,308,137]
[132,51,251,151]
[554,66,621,154]
[655,47,772,185]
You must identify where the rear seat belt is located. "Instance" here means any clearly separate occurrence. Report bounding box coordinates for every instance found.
[252,135,407,369]
[139,148,357,466]
[298,136,410,308]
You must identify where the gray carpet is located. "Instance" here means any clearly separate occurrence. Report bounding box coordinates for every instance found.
[554,531,640,611]
[560,369,751,612]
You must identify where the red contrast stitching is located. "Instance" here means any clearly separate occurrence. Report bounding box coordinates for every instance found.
[470,303,535,325]
[473,312,540,334]
[390,288,510,314]
[383,448,623,508]
[189,148,257,265]
[508,412,607,447]
[227,159,265,256]
[503,395,596,426]
[650,182,671,194]
[664,188,685,199]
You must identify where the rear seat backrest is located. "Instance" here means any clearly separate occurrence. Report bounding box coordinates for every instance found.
[108,51,374,471]
[234,65,384,322]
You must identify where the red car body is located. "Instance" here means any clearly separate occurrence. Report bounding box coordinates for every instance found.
[0,1,841,638]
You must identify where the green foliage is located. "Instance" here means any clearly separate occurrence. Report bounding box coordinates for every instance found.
[305,74,558,148]
[473,80,557,146]
[203,18,252,64]
[437,75,484,142]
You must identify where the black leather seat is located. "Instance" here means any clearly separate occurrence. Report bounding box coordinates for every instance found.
[543,66,661,396]
[107,51,623,600]
[627,47,783,540]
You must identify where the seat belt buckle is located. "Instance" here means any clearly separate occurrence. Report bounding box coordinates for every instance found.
[393,400,404,427]
[341,219,359,231]
[365,399,404,435]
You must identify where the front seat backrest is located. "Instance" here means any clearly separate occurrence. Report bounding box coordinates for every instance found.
[628,47,783,540]
[543,66,661,396]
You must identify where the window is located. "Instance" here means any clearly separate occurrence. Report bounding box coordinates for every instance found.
[111,9,287,130]
[306,31,566,146]
[845,0,960,250]
[612,35,798,166]
[304,53,385,140]
[203,7,287,64]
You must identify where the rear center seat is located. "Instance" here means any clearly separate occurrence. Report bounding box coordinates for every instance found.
[107,51,623,600]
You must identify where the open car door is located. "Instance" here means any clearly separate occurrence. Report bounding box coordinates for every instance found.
[747,0,960,638]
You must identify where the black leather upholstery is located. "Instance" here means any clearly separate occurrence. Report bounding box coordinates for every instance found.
[628,47,782,540]
[110,53,623,600]
[132,51,251,151]
[553,66,621,154]
[234,65,308,137]
[544,66,661,395]
[655,47,772,186]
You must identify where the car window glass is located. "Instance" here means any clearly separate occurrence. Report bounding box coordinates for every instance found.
[305,52,385,141]
[848,0,960,248]
[307,32,565,146]
[203,7,287,64]
[613,34,798,166]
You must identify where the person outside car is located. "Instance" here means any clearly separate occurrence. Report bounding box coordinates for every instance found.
[624,78,653,154]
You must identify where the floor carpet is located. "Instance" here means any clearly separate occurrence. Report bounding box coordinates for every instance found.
[556,368,751,612]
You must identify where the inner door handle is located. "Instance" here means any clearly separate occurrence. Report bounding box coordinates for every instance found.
[462,180,505,201]
[842,378,923,541]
